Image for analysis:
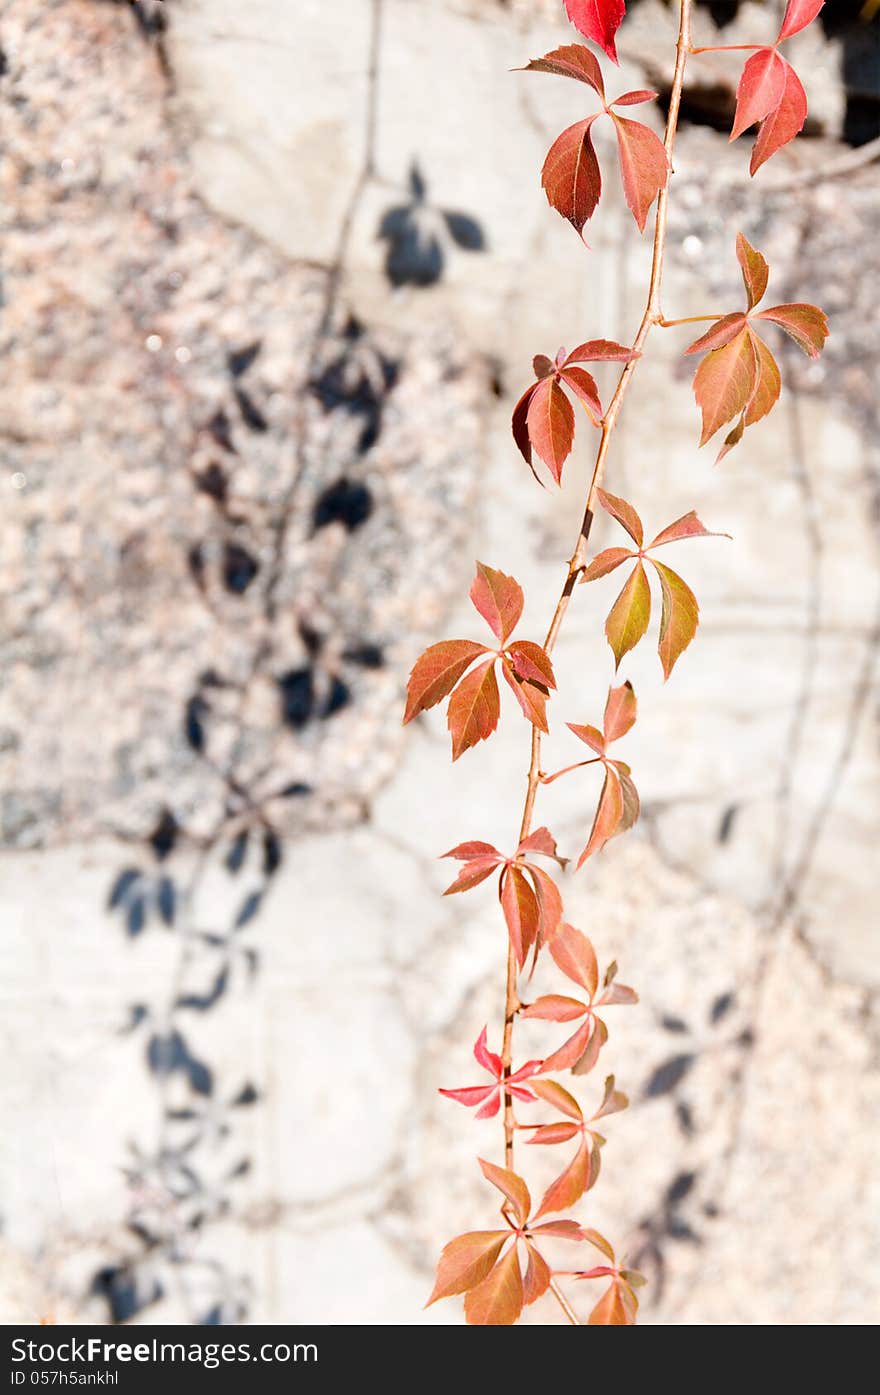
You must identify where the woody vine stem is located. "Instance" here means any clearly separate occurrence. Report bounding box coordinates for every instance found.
[500,0,693,1323]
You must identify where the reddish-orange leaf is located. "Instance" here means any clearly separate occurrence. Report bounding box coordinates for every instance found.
[506,640,556,689]
[730,48,786,142]
[542,1017,594,1074]
[403,640,489,723]
[611,88,658,107]
[650,559,699,680]
[581,546,634,582]
[447,657,500,760]
[426,1232,509,1305]
[588,1279,632,1325]
[578,767,624,867]
[592,1073,629,1120]
[683,311,749,357]
[463,1244,523,1326]
[530,1077,585,1122]
[564,0,626,64]
[564,339,635,365]
[501,865,541,966]
[754,302,829,358]
[541,117,602,239]
[443,839,502,861]
[778,0,824,43]
[534,1137,591,1219]
[478,1158,531,1227]
[502,664,549,732]
[648,510,724,548]
[526,376,576,484]
[558,365,602,423]
[603,680,637,744]
[511,382,539,472]
[566,722,605,755]
[518,826,563,862]
[736,231,769,309]
[596,488,643,546]
[521,994,588,1023]
[743,332,781,426]
[522,42,605,97]
[528,865,565,945]
[527,1120,583,1145]
[571,1016,608,1075]
[611,113,668,232]
[692,326,758,445]
[605,560,651,668]
[548,921,599,996]
[522,1244,552,1306]
[613,760,641,834]
[470,562,523,644]
[443,857,502,895]
[750,58,806,174]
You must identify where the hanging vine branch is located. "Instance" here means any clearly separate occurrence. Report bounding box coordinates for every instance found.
[404,0,829,1326]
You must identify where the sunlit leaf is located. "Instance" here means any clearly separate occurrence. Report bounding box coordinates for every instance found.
[736,232,769,309]
[564,0,627,64]
[403,640,489,723]
[611,113,669,231]
[596,488,643,546]
[578,767,624,866]
[650,559,699,680]
[478,1158,531,1227]
[754,302,829,358]
[541,117,602,238]
[730,48,786,142]
[522,42,605,97]
[470,562,523,644]
[603,680,637,744]
[426,1231,509,1305]
[534,1138,591,1218]
[464,1244,524,1325]
[605,560,651,668]
[447,657,500,759]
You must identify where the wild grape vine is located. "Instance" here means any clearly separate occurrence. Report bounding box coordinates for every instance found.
[404,0,829,1325]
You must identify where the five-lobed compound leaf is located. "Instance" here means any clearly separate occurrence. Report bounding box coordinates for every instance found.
[404,564,556,757]
[582,491,726,675]
[512,341,634,484]
[563,0,627,64]
[685,234,828,458]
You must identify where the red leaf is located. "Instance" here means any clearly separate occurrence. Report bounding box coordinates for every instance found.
[596,487,643,545]
[517,826,563,862]
[470,563,523,644]
[463,1245,523,1325]
[603,680,637,744]
[683,311,749,356]
[611,88,658,107]
[502,665,550,733]
[566,722,605,755]
[558,366,602,423]
[605,560,651,668]
[541,117,602,239]
[529,1078,585,1121]
[522,1244,552,1306]
[506,640,556,689]
[511,382,539,472]
[777,0,824,42]
[442,840,502,861]
[750,58,807,174]
[478,1158,531,1227]
[564,0,626,64]
[528,865,564,945]
[534,1137,591,1219]
[403,640,489,723]
[438,1083,499,1113]
[650,559,699,680]
[527,1120,583,1145]
[521,994,588,1023]
[500,865,541,967]
[474,1025,502,1076]
[564,339,635,364]
[447,657,500,760]
[442,859,500,895]
[526,376,576,484]
[529,1219,589,1240]
[753,302,829,358]
[542,1016,595,1074]
[691,326,758,445]
[588,1279,633,1325]
[548,921,599,996]
[426,1231,509,1305]
[581,546,634,582]
[743,331,781,427]
[571,1016,608,1075]
[522,43,605,99]
[578,767,623,867]
[648,510,724,548]
[736,231,769,309]
[611,114,668,231]
[730,48,786,141]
